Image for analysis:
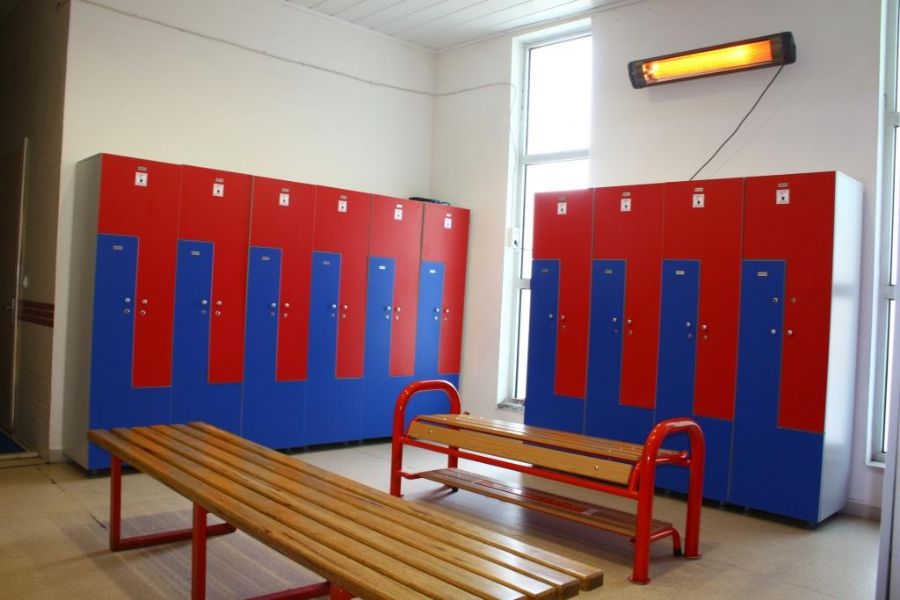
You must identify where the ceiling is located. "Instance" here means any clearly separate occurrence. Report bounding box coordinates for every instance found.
[287,0,615,51]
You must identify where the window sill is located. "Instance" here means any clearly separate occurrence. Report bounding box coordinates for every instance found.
[497,399,524,414]
[866,458,887,470]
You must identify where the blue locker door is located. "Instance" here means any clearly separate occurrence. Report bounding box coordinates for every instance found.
[172,241,242,433]
[524,260,583,433]
[243,247,305,449]
[731,261,824,522]
[654,260,728,501]
[89,234,172,469]
[585,260,653,443]
[307,252,364,445]
[408,262,455,428]
[363,258,414,438]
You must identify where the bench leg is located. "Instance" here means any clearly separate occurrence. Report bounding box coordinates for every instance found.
[108,456,235,552]
[390,437,403,497]
[192,504,207,600]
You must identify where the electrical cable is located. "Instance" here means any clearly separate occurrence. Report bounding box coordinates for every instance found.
[689,64,784,181]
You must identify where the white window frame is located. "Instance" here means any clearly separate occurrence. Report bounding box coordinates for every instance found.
[872,0,900,464]
[501,28,591,409]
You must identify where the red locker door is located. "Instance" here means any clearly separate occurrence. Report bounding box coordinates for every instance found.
[421,204,470,375]
[313,186,371,379]
[744,172,836,433]
[663,178,743,420]
[179,166,252,384]
[370,196,423,377]
[594,184,664,409]
[250,177,315,381]
[532,189,593,398]
[97,154,181,388]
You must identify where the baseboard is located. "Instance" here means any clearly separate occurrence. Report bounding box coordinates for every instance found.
[47,448,66,463]
[842,500,881,521]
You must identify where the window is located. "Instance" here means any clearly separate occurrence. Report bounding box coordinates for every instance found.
[873,2,900,462]
[506,33,592,406]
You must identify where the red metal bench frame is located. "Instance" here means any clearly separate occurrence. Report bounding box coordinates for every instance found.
[389,379,705,584]
[107,454,354,599]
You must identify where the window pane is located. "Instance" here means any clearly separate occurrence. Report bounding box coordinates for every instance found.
[514,289,531,400]
[892,133,900,285]
[884,299,896,454]
[526,36,592,154]
[521,159,589,279]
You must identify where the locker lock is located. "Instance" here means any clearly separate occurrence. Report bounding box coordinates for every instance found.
[560,315,566,320]
[548,313,554,319]
[215,310,222,317]
[270,303,277,308]
[201,299,209,306]
[123,308,131,315]
[434,308,440,313]
[445,308,450,313]
[142,299,149,305]
[769,328,777,335]
[701,324,708,331]
[685,321,692,328]
[330,304,337,309]
[283,313,289,319]
[395,306,401,312]
[342,304,349,310]
[124,297,132,304]
[384,305,392,311]
[772,297,779,303]
[626,319,633,325]
[216,300,223,306]
[611,317,618,323]
[284,302,290,308]
[786,329,794,337]
[139,310,146,316]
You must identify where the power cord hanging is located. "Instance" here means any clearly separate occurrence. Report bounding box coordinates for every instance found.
[689,65,785,181]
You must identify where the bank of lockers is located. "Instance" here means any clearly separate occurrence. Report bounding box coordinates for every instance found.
[525,171,862,523]
[65,154,469,469]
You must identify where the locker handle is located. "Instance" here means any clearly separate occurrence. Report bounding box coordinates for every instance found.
[124,297,132,304]
[384,305,392,311]
[270,303,277,308]
[284,302,291,308]
[786,329,794,337]
[330,304,337,309]
[201,299,209,306]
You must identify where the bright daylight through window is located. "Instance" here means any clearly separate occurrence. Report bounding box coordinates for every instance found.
[509,33,591,404]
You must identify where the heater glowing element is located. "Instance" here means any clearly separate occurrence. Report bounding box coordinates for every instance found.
[629,32,795,88]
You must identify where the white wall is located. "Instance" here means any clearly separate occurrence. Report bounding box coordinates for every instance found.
[430,0,885,510]
[53,0,436,454]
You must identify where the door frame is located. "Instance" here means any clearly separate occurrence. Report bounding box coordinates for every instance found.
[2,137,28,434]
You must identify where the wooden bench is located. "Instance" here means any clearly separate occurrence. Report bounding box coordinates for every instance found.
[390,380,705,584]
[88,422,605,600]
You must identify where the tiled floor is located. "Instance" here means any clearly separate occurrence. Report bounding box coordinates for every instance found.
[0,441,880,599]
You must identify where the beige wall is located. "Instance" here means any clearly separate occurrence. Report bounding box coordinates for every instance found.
[0,0,69,457]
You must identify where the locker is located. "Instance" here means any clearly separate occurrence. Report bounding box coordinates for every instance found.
[743,173,835,433]
[88,235,172,469]
[653,261,731,501]
[523,260,583,433]
[96,154,180,388]
[370,196,423,376]
[171,241,241,433]
[662,179,743,420]
[421,204,470,376]
[410,262,456,426]
[179,166,252,383]
[249,177,315,382]
[584,260,653,442]
[312,187,370,379]
[531,190,593,399]
[307,252,364,444]
[731,261,824,522]
[362,197,423,438]
[593,184,664,412]
[243,247,305,449]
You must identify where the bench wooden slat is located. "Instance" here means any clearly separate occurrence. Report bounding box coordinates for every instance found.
[407,421,633,486]
[152,425,579,599]
[420,469,673,537]
[417,414,677,462]
[122,427,528,600]
[88,429,432,600]
[133,426,562,600]
[186,422,605,591]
